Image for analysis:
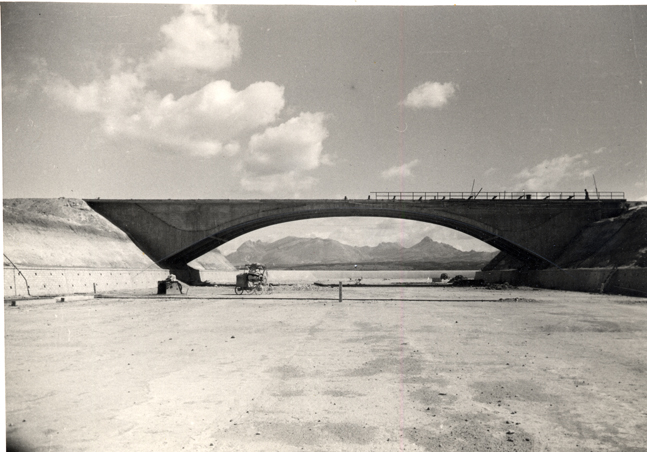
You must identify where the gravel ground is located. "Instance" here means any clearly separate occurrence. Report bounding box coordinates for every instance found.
[5,286,647,452]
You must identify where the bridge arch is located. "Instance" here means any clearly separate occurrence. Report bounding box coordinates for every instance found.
[162,206,552,268]
[217,215,495,256]
[86,198,628,276]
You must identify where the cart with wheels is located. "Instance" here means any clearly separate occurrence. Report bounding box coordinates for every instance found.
[234,263,270,294]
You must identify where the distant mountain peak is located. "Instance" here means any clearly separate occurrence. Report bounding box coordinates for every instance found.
[226,235,497,269]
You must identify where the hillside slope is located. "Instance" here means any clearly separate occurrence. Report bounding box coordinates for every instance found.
[3,198,234,270]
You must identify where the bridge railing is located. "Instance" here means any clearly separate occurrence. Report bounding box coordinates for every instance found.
[369,191,626,201]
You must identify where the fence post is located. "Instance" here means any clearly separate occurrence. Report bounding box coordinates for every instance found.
[339,281,342,303]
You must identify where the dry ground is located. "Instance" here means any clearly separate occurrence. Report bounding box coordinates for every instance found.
[5,286,647,452]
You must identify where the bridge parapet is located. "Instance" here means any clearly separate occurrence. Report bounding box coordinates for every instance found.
[370,191,625,201]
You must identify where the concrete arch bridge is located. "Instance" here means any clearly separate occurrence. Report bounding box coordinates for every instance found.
[86,192,628,284]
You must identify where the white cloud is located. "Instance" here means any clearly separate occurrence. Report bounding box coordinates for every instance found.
[592,147,607,154]
[41,4,332,190]
[246,112,329,175]
[143,5,240,79]
[403,82,457,109]
[46,71,145,115]
[381,159,419,179]
[240,112,330,193]
[116,80,284,156]
[512,153,596,191]
[41,6,312,160]
[47,75,285,157]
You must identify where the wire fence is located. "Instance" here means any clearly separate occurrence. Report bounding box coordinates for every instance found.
[368,191,625,201]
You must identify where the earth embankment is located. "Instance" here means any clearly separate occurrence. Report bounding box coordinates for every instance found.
[484,205,647,271]
[4,198,235,270]
[3,198,234,297]
[478,205,647,296]
[4,198,157,269]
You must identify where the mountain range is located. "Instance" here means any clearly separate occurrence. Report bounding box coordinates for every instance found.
[225,236,498,270]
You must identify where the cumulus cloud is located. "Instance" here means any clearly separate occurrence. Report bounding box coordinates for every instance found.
[41,5,323,163]
[512,153,596,191]
[246,112,329,175]
[381,159,419,179]
[143,5,240,78]
[47,74,285,156]
[240,112,330,192]
[40,4,333,193]
[114,80,284,156]
[403,82,457,109]
[46,71,146,115]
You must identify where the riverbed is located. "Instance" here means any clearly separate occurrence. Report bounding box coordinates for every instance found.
[5,285,647,451]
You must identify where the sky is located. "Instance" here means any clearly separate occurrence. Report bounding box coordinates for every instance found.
[2,4,647,253]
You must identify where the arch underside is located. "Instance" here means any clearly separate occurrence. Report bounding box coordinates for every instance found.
[161,208,550,269]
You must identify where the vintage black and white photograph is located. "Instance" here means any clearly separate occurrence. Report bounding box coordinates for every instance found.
[3,3,647,451]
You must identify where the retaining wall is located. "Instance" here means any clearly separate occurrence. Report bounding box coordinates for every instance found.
[476,268,647,297]
[4,266,169,298]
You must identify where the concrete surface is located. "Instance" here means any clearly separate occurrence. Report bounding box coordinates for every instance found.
[5,286,647,452]
[86,198,626,269]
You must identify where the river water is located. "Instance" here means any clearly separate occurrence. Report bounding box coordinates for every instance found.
[200,269,477,284]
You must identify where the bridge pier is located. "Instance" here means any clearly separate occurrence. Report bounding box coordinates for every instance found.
[169,265,204,286]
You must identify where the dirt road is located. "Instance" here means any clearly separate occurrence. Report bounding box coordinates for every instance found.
[5,286,647,451]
